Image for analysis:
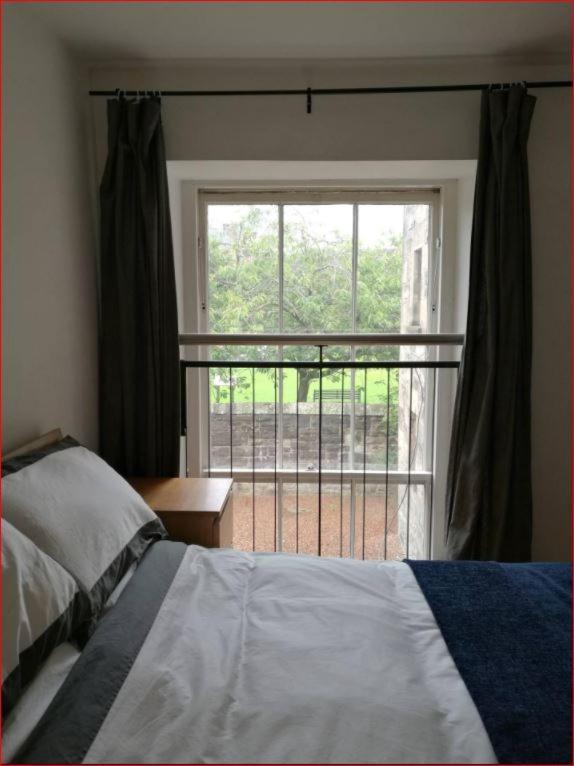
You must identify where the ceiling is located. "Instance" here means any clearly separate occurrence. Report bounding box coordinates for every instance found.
[17,2,572,62]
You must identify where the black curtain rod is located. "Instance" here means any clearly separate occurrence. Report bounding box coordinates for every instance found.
[89,80,571,97]
[89,81,571,113]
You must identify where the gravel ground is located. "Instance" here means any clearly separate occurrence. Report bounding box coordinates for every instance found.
[231,489,406,561]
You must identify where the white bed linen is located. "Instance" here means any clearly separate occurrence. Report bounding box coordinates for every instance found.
[85,548,497,764]
[2,643,80,763]
[2,565,137,763]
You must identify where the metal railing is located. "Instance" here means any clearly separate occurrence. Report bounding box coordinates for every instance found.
[179,333,462,560]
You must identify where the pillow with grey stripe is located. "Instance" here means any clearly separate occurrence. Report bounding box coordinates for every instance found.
[2,520,90,716]
[2,437,166,624]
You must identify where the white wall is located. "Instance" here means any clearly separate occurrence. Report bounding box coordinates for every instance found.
[3,7,98,452]
[90,56,571,561]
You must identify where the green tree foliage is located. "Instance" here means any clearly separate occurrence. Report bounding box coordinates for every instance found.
[208,205,403,402]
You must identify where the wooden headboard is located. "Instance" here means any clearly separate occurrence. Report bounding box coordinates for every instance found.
[3,429,63,461]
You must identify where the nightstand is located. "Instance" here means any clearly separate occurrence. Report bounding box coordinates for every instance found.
[129,477,233,548]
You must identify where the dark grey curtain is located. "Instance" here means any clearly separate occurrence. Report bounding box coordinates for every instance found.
[445,85,536,561]
[99,97,180,477]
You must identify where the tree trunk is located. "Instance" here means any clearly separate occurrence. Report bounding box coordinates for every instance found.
[297,370,317,403]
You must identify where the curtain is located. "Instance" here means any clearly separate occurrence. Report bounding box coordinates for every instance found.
[445,85,536,561]
[99,96,180,477]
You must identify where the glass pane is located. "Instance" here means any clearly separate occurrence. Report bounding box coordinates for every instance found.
[283,205,353,333]
[208,204,279,334]
[357,204,431,336]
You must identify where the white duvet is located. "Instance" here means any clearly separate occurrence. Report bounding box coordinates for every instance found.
[83,548,496,764]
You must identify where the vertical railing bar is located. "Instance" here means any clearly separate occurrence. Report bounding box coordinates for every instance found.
[252,368,256,552]
[340,367,345,558]
[350,480,356,558]
[229,366,233,480]
[277,366,283,553]
[179,362,188,476]
[278,356,284,469]
[207,370,212,478]
[427,367,437,559]
[278,205,285,535]
[317,346,324,556]
[362,370,367,560]
[277,476,283,552]
[406,368,413,559]
[350,204,359,477]
[274,367,277,553]
[350,365,356,472]
[384,367,391,560]
[296,367,300,554]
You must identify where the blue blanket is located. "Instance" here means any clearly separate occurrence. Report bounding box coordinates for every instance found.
[407,561,572,764]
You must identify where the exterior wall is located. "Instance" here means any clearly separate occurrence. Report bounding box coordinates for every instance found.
[398,206,431,559]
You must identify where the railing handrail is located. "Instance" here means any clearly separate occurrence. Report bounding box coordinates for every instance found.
[179,332,464,347]
[182,360,459,369]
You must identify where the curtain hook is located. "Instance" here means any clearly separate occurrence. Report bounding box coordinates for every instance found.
[306,87,312,115]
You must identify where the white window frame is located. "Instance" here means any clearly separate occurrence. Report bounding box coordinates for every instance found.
[169,160,477,559]
[197,188,441,560]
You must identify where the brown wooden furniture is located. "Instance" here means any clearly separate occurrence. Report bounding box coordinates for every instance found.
[128,477,233,548]
[4,428,63,460]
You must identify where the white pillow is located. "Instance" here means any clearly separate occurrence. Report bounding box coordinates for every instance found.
[2,521,89,716]
[2,437,166,615]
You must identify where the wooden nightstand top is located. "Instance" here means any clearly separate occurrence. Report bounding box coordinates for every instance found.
[129,477,233,518]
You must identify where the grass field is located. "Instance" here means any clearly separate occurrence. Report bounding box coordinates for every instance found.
[209,368,399,405]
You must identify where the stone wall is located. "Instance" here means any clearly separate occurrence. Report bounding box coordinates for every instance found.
[209,403,398,476]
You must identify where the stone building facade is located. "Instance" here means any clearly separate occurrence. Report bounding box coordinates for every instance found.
[397,204,431,559]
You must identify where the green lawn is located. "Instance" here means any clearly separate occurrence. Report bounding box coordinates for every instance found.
[209,368,399,405]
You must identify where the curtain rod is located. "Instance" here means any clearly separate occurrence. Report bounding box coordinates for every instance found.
[89,81,571,113]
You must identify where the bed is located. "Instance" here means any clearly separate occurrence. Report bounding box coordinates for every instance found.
[2,433,571,764]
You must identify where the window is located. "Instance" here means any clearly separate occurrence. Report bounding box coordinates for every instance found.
[193,188,441,559]
[201,189,437,336]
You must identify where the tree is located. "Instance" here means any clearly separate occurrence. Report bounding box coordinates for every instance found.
[207,204,404,402]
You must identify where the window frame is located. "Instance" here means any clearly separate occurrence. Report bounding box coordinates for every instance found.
[192,186,442,558]
[197,188,440,339]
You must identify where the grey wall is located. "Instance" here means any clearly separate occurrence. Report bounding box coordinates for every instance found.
[90,57,571,561]
[3,7,97,451]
